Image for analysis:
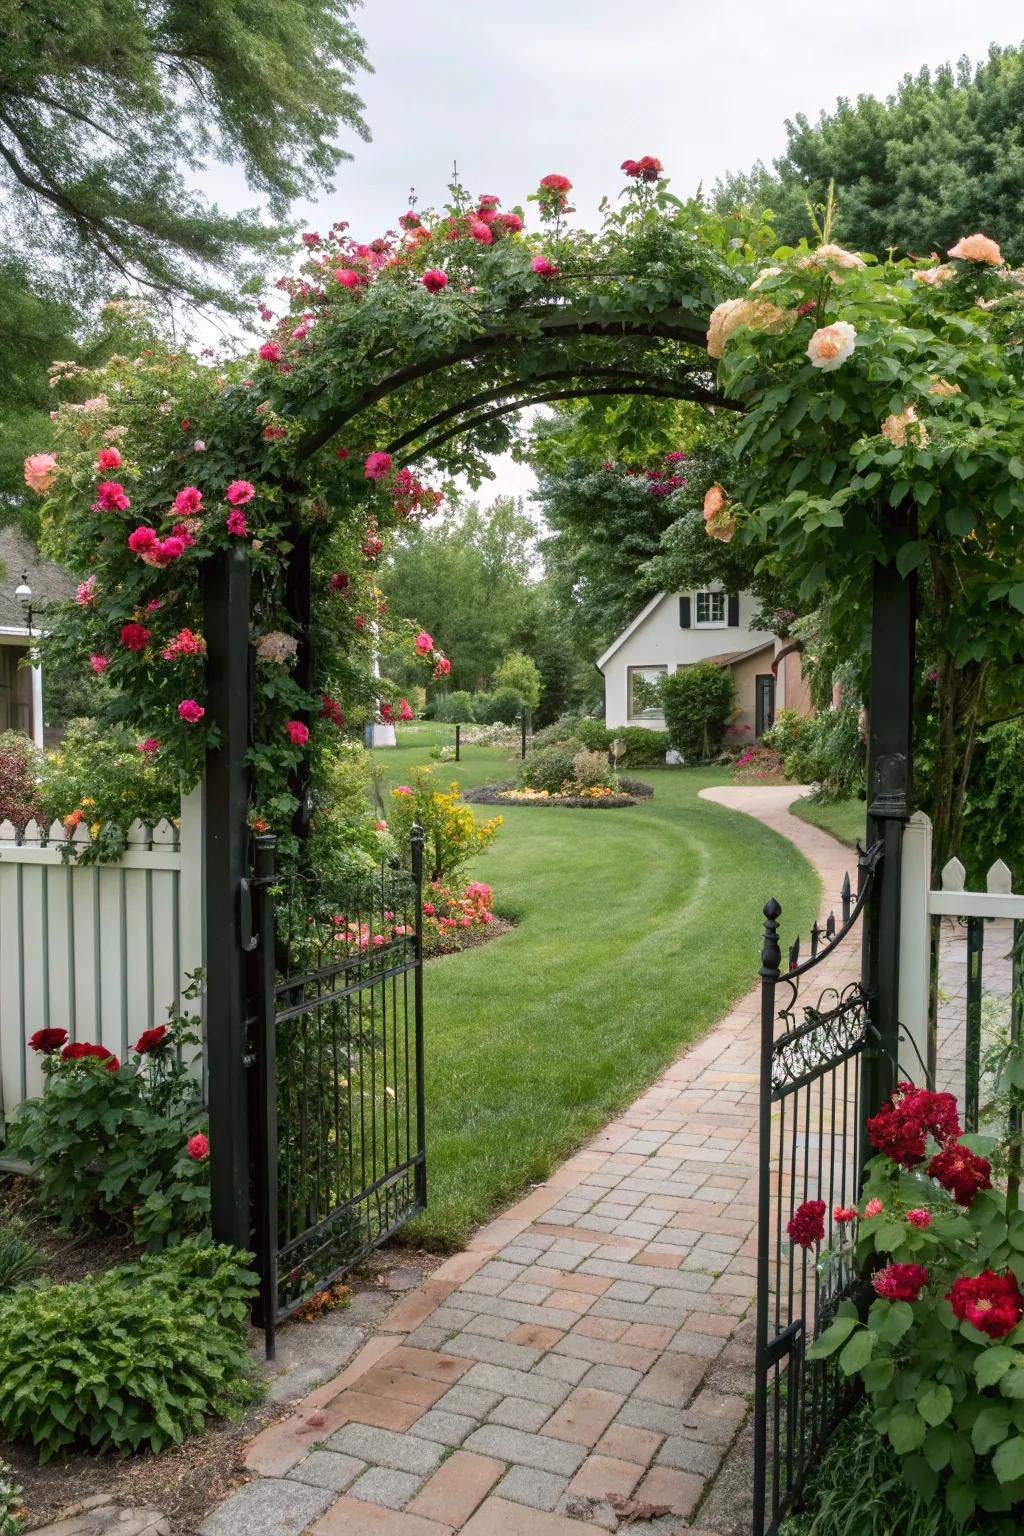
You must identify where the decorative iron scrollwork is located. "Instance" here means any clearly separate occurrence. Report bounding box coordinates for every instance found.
[771,983,870,1092]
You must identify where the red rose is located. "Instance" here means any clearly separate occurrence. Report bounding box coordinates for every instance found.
[61,1041,119,1071]
[928,1140,993,1206]
[867,1084,961,1168]
[133,1024,169,1055]
[286,720,310,746]
[540,173,572,192]
[187,1132,209,1161]
[787,1199,826,1249]
[872,1262,928,1302]
[29,1026,68,1055]
[120,622,151,651]
[948,1270,1024,1338]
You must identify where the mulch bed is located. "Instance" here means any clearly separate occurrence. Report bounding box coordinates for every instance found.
[464,777,654,809]
[423,913,515,960]
[0,1178,442,1533]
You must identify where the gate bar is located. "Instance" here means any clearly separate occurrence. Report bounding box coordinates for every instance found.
[752,895,782,1536]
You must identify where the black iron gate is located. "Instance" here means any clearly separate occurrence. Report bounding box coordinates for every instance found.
[249,827,426,1356]
[751,845,881,1535]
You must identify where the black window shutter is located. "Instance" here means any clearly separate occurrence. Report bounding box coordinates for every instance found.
[679,595,691,629]
[727,593,740,627]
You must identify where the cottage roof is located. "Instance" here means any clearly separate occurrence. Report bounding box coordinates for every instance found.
[0,526,75,630]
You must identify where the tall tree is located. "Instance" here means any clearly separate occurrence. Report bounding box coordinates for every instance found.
[715,45,1024,264]
[380,499,537,694]
[0,0,370,524]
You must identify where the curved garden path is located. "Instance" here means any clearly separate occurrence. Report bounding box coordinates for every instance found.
[205,786,860,1536]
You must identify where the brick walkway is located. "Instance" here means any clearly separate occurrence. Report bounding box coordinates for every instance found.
[205,787,857,1536]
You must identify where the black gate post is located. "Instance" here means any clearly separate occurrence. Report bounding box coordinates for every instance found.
[251,834,279,1357]
[520,707,528,761]
[455,723,461,762]
[752,897,782,1536]
[861,519,916,1161]
[411,823,427,1209]
[203,545,254,1251]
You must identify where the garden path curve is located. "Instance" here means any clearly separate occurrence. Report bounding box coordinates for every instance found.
[207,786,859,1536]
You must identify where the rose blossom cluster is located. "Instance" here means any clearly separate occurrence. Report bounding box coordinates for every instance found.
[866,1083,961,1168]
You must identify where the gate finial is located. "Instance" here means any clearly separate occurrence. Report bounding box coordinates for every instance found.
[760,898,782,979]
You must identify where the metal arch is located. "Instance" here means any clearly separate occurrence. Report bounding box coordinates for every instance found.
[382,363,716,456]
[399,382,732,468]
[294,306,714,462]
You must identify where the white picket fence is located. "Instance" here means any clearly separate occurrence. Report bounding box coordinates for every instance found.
[0,787,203,1128]
[899,810,1024,1083]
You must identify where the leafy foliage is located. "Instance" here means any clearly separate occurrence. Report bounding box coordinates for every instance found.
[0,1244,258,1460]
[715,46,1024,267]
[519,742,582,794]
[0,1219,43,1294]
[660,663,736,760]
[7,995,208,1244]
[609,725,670,767]
[38,718,180,861]
[0,1458,23,1536]
[492,651,542,711]
[765,704,865,803]
[385,767,501,883]
[0,732,42,828]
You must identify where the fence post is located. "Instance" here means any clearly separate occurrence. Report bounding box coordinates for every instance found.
[897,812,932,1085]
[202,545,254,1253]
[411,823,427,1209]
[250,835,279,1357]
[520,708,528,761]
[752,897,782,1536]
[455,723,461,762]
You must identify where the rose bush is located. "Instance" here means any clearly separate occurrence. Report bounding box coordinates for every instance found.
[804,1082,1024,1528]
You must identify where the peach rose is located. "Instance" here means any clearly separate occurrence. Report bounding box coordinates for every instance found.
[24,452,58,494]
[928,377,961,397]
[880,404,928,449]
[914,264,954,286]
[806,321,856,371]
[797,244,865,270]
[707,297,790,358]
[949,233,1002,265]
[703,483,736,543]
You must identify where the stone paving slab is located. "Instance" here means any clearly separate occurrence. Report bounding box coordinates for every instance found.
[223,786,861,1534]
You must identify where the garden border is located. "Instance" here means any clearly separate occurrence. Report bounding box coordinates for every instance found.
[463,777,654,809]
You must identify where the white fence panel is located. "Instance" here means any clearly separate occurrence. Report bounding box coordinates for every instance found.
[0,786,204,1129]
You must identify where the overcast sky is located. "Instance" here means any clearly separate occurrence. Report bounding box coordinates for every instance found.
[212,1,1024,504]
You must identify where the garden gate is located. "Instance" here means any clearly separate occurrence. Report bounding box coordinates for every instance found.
[751,549,917,1532]
[247,830,426,1358]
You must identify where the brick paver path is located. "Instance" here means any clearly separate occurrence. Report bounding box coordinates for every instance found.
[210,787,858,1536]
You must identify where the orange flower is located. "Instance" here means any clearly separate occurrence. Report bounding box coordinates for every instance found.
[949,233,1002,265]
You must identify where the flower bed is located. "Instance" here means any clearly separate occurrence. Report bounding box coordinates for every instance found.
[464,777,653,809]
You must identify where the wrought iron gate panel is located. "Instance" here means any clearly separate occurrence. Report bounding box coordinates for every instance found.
[752,846,881,1535]
[250,828,425,1355]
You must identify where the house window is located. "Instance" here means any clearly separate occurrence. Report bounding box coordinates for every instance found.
[695,591,727,627]
[628,665,666,719]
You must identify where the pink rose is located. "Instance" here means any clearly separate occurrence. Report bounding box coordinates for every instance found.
[178,699,205,723]
[422,269,449,293]
[186,1132,209,1161]
[96,447,122,471]
[469,220,492,244]
[334,268,360,287]
[90,654,109,674]
[24,453,58,494]
[76,576,97,607]
[532,256,559,278]
[864,1198,884,1218]
[173,486,203,514]
[128,526,158,554]
[226,509,248,536]
[285,720,310,745]
[365,451,393,480]
[94,480,131,512]
[226,479,256,505]
[907,1209,932,1229]
[258,342,283,362]
[414,630,434,654]
[137,738,160,754]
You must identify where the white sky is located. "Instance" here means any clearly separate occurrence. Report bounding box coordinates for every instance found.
[206,1,1024,503]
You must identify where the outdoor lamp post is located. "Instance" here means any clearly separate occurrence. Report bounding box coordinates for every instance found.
[12,572,45,748]
[14,573,33,632]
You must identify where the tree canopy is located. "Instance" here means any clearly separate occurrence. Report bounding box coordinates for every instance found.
[715,44,1024,265]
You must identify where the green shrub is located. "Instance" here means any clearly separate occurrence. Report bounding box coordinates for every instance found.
[765,704,865,802]
[39,719,180,863]
[434,690,475,723]
[520,743,580,794]
[7,997,208,1243]
[532,713,584,748]
[660,663,736,760]
[572,749,613,790]
[962,718,1024,887]
[475,686,525,724]
[0,732,43,830]
[610,726,669,767]
[0,1219,43,1294]
[0,1243,258,1460]
[0,1459,23,1536]
[492,651,541,711]
[574,717,612,751]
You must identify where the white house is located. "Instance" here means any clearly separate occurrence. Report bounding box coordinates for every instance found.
[596,587,811,740]
[0,526,73,748]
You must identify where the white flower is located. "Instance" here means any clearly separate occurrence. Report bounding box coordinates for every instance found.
[881,404,928,448]
[797,244,866,271]
[749,266,782,291]
[806,321,857,371]
[255,630,299,664]
[193,439,206,452]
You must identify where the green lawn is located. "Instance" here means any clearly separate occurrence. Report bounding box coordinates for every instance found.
[789,794,867,849]
[374,728,821,1249]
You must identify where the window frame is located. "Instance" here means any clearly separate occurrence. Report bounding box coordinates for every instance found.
[694,590,727,628]
[627,663,667,721]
